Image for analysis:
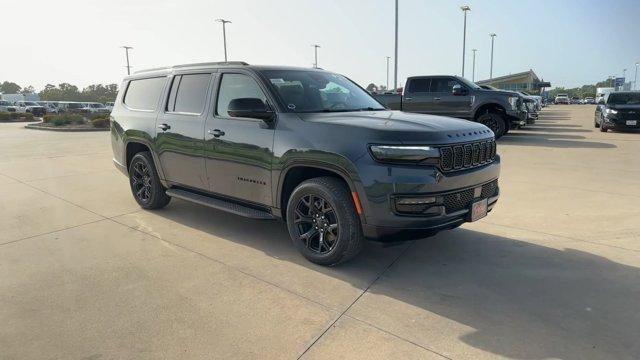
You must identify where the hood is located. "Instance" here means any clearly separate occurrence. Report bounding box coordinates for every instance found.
[478,88,519,98]
[298,110,493,144]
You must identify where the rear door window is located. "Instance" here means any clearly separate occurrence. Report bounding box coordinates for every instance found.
[124,77,166,111]
[407,78,430,93]
[166,74,211,114]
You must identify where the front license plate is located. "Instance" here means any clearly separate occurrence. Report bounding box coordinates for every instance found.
[470,199,488,222]
[626,120,637,126]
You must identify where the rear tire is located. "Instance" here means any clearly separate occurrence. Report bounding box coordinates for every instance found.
[286,177,364,266]
[476,112,506,139]
[128,152,171,210]
[595,119,600,128]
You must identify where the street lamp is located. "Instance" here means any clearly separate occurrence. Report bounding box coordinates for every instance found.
[489,33,497,79]
[472,49,477,82]
[311,44,321,68]
[386,56,391,90]
[393,0,399,91]
[634,62,639,90]
[460,5,471,77]
[120,46,133,75]
[215,18,232,62]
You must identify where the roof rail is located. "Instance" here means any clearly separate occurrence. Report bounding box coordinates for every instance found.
[173,61,249,68]
[134,61,249,74]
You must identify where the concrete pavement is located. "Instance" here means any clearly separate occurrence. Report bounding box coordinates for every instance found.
[1,106,639,359]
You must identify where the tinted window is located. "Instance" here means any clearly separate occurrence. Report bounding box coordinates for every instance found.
[167,74,210,114]
[430,78,460,92]
[216,74,267,117]
[407,78,429,93]
[124,77,166,111]
[607,93,640,105]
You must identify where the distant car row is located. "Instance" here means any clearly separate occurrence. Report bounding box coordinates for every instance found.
[0,100,114,117]
[554,94,596,105]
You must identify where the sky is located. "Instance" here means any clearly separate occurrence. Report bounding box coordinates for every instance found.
[1,0,639,91]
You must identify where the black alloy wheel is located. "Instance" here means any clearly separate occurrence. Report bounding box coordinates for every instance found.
[292,194,339,254]
[128,152,171,209]
[286,177,364,265]
[131,161,152,203]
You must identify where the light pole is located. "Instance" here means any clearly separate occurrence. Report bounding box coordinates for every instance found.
[394,0,398,91]
[121,46,133,75]
[489,33,497,79]
[460,5,471,77]
[215,18,231,62]
[311,44,321,68]
[386,56,391,90]
[472,49,477,82]
[634,62,639,90]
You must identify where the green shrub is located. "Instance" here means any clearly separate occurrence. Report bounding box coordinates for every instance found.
[0,112,34,121]
[45,113,85,126]
[91,117,110,128]
[52,117,72,126]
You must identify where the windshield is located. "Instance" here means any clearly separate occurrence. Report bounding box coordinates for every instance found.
[24,102,38,106]
[68,103,84,109]
[557,94,568,98]
[260,70,385,112]
[90,104,104,108]
[607,93,640,105]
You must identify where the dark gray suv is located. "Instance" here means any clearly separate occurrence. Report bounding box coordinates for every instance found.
[111,62,500,265]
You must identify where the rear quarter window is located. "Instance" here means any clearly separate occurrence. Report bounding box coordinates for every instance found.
[124,77,166,111]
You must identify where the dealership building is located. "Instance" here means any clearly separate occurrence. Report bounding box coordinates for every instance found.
[477,70,551,94]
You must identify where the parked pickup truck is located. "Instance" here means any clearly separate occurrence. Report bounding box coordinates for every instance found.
[111,62,501,265]
[373,75,526,138]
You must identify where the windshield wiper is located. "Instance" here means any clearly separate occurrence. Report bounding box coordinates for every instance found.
[358,107,386,111]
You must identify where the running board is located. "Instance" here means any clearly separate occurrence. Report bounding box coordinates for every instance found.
[165,188,276,220]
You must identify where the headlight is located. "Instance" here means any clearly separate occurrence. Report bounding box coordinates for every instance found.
[369,145,440,163]
[605,108,618,115]
[508,96,518,110]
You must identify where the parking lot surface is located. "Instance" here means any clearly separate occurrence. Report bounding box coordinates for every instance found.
[1,105,639,359]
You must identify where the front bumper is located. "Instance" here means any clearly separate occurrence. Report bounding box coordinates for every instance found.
[355,155,501,242]
[506,108,527,125]
[604,117,640,130]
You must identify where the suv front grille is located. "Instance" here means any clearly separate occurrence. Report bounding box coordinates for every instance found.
[439,139,496,172]
[442,180,499,214]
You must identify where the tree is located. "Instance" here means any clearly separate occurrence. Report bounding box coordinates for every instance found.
[0,81,21,94]
[20,86,35,95]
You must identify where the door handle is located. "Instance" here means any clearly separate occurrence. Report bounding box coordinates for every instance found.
[208,129,225,137]
[404,97,413,101]
[434,97,441,101]
[157,123,171,131]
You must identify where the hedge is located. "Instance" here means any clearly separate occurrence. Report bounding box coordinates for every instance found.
[0,112,35,121]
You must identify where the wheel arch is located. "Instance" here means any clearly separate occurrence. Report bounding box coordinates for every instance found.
[277,162,361,221]
[123,139,166,181]
[474,102,507,120]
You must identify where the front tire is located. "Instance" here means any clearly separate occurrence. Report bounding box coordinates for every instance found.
[128,152,171,210]
[286,177,364,266]
[477,112,506,139]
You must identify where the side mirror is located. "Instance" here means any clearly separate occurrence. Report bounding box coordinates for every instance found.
[452,84,467,96]
[227,98,275,122]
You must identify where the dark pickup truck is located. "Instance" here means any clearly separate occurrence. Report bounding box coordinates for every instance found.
[373,75,527,138]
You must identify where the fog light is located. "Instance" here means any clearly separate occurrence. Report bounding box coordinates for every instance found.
[394,196,437,215]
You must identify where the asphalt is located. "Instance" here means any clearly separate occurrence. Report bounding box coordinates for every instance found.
[1,105,639,359]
